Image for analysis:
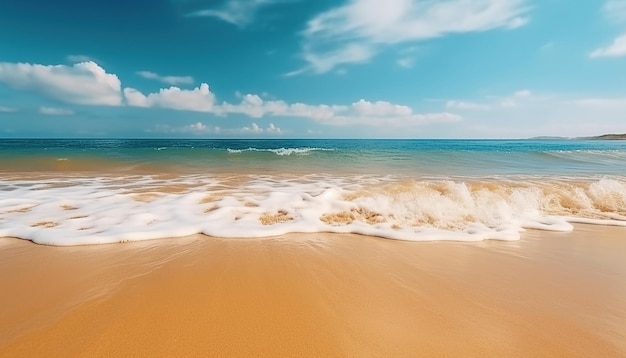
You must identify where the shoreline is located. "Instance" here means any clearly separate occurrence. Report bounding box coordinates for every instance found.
[1,224,625,357]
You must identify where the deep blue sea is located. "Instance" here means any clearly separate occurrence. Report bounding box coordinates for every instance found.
[1,139,625,245]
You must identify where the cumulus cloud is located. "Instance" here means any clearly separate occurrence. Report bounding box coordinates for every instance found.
[230,122,284,134]
[136,71,194,86]
[183,0,295,28]
[266,123,282,133]
[39,107,75,115]
[0,59,456,129]
[128,84,455,127]
[0,61,123,106]
[589,33,626,58]
[152,121,283,135]
[240,122,264,133]
[216,94,289,117]
[124,83,216,111]
[293,0,530,74]
[218,96,457,126]
[352,99,412,117]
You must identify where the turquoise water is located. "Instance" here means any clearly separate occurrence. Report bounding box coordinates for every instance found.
[1,138,625,176]
[1,139,625,245]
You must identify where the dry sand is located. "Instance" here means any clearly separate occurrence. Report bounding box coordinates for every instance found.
[1,224,625,357]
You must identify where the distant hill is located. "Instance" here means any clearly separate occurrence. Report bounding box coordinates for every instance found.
[529,134,626,140]
[584,134,626,140]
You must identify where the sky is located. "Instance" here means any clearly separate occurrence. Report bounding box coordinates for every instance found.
[0,0,625,139]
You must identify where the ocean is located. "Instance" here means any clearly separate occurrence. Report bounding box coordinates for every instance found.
[1,138,625,245]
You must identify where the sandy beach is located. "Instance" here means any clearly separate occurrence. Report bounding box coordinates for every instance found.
[1,224,625,357]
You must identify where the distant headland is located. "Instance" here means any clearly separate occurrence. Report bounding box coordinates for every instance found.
[585,134,626,140]
[531,134,626,140]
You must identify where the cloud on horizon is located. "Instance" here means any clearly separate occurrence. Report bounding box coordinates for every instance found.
[152,121,283,135]
[125,81,459,127]
[0,59,455,128]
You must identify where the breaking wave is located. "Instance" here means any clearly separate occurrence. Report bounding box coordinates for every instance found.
[226,147,334,156]
[1,174,625,246]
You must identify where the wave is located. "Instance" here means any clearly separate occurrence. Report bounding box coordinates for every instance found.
[542,149,626,160]
[1,175,625,246]
[226,147,334,156]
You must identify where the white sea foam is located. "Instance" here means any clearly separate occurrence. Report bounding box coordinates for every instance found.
[0,175,625,246]
[226,147,333,155]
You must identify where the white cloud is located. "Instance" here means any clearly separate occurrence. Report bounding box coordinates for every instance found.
[232,122,283,135]
[603,0,626,23]
[266,123,282,134]
[0,106,17,113]
[219,96,457,127]
[124,83,216,111]
[152,122,221,135]
[136,71,194,86]
[216,94,288,117]
[128,85,455,127]
[352,99,412,116]
[240,122,264,133]
[589,33,626,58]
[186,0,294,28]
[151,121,283,136]
[294,0,530,74]
[446,100,490,110]
[0,61,123,106]
[39,106,75,115]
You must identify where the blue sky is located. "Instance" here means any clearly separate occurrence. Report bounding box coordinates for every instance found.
[0,0,625,138]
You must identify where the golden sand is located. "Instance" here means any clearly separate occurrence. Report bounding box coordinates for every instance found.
[0,224,625,357]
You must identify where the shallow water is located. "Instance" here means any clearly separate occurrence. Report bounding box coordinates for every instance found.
[1,139,625,245]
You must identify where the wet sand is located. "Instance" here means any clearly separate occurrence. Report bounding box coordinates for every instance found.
[1,224,625,357]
